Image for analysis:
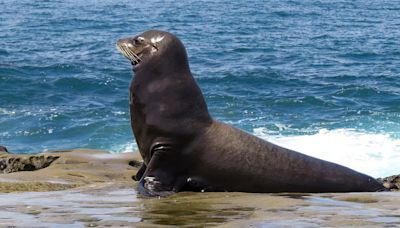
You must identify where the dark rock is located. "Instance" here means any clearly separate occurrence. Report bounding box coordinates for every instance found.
[0,154,59,174]
[378,175,400,191]
[128,159,142,168]
[0,146,8,153]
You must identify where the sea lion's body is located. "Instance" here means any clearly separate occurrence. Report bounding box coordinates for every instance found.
[117,30,384,196]
[177,121,382,193]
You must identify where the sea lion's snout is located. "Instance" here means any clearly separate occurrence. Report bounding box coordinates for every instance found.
[116,38,133,48]
[116,38,145,67]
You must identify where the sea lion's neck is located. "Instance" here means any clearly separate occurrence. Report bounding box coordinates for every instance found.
[130,68,212,136]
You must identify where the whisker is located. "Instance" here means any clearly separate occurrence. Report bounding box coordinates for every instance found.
[118,45,132,60]
[124,46,142,63]
[129,50,142,62]
[118,45,139,64]
[116,45,129,59]
[124,48,140,64]
[116,43,143,65]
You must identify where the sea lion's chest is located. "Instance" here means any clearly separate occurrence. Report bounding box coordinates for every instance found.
[129,80,164,155]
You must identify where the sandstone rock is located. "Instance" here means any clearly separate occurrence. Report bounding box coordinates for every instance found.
[0,149,139,192]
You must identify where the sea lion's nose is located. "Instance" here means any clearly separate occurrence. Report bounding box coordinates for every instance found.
[116,38,132,47]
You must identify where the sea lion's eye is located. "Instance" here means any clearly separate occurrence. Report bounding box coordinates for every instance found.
[136,37,145,44]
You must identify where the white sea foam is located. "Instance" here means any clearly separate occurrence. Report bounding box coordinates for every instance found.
[253,128,400,178]
[0,108,16,116]
[110,142,137,154]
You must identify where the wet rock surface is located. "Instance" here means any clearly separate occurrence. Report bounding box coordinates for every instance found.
[0,184,399,227]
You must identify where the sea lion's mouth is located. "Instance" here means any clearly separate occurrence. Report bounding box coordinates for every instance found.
[116,43,143,67]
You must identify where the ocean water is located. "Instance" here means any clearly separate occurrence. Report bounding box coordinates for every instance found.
[1,0,399,177]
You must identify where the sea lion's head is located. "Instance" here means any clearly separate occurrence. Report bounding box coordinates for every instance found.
[116,30,189,73]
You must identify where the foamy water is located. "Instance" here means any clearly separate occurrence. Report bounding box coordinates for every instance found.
[254,128,400,178]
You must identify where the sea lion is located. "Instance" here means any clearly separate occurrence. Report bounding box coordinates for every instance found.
[116,30,384,196]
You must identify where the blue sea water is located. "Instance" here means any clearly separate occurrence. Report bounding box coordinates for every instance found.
[1,0,399,177]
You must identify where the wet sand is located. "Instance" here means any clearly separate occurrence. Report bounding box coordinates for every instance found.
[0,149,399,227]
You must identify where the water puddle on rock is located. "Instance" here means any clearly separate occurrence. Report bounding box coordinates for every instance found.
[0,185,399,227]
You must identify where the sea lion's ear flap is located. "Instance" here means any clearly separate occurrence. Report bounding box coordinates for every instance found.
[150,36,165,44]
[149,36,165,53]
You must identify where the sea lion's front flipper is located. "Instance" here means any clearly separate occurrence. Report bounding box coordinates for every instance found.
[137,142,187,197]
[133,163,146,181]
